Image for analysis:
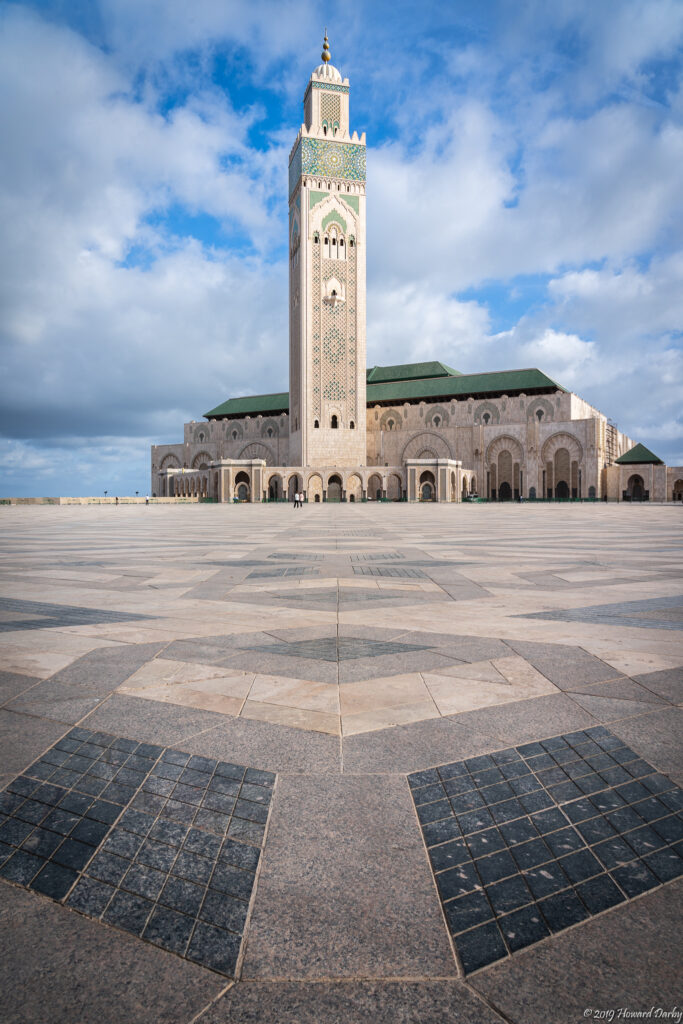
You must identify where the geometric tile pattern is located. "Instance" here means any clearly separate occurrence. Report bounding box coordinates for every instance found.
[0,728,274,977]
[518,595,683,631]
[249,637,432,663]
[352,566,427,578]
[0,596,152,632]
[409,726,683,975]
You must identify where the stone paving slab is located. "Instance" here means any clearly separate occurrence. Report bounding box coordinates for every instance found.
[0,882,225,1024]
[0,503,681,1020]
[409,725,683,974]
[205,980,503,1023]
[0,727,275,978]
[472,879,682,1024]
[241,774,457,979]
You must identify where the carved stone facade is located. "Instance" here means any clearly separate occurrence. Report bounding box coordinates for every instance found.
[151,42,682,503]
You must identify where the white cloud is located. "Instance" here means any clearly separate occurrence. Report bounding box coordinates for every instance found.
[367,286,490,369]
[1,0,682,493]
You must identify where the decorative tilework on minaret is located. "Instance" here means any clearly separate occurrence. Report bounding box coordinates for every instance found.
[288,34,367,467]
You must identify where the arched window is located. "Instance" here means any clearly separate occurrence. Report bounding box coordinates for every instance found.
[387,419,394,431]
[536,409,544,422]
[483,413,490,425]
[267,428,273,437]
[350,420,355,429]
[331,415,338,429]
[232,430,238,440]
[323,125,327,135]
[313,233,319,244]
[349,238,354,247]
[433,416,440,427]
[323,235,329,258]
[314,419,319,428]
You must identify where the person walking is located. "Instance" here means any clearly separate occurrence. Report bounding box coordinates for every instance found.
[293,491,298,509]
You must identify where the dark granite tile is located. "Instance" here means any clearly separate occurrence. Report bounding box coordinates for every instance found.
[86,851,129,886]
[444,890,494,933]
[159,875,205,917]
[643,847,683,882]
[149,819,188,847]
[428,839,472,873]
[455,920,507,973]
[0,817,35,847]
[51,838,94,871]
[219,838,260,873]
[136,839,178,873]
[0,849,44,884]
[103,890,154,936]
[29,861,77,899]
[118,808,155,837]
[122,862,166,901]
[70,818,110,847]
[610,860,659,897]
[143,905,194,954]
[466,828,506,859]
[209,862,254,901]
[436,860,481,901]
[593,836,637,870]
[539,889,588,932]
[524,861,570,900]
[512,838,552,870]
[21,826,64,859]
[476,849,517,885]
[187,921,241,976]
[498,903,549,952]
[421,817,461,848]
[66,875,115,917]
[558,848,602,884]
[101,828,144,861]
[576,873,625,913]
[486,875,533,916]
[200,889,249,934]
[172,849,213,885]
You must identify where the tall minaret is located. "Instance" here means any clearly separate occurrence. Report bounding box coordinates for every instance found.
[288,33,367,468]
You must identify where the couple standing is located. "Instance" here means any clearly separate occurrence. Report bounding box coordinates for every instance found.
[292,491,304,508]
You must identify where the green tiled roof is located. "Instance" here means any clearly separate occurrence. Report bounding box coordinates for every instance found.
[205,366,565,419]
[204,392,289,419]
[615,443,663,465]
[366,361,461,384]
[366,367,565,405]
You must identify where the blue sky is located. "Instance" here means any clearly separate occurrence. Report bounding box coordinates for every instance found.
[1,0,682,496]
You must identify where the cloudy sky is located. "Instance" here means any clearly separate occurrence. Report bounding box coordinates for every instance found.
[1,0,682,496]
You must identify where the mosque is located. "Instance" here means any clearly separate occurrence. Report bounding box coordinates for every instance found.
[151,37,683,504]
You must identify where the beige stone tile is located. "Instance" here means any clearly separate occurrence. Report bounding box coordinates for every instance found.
[492,655,555,689]
[126,685,244,716]
[123,659,250,692]
[248,675,339,714]
[423,673,517,715]
[341,701,439,736]
[241,700,340,735]
[0,649,81,679]
[339,673,434,715]
[590,650,683,677]
[437,661,509,684]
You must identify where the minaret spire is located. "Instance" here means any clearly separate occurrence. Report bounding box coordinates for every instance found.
[321,30,331,63]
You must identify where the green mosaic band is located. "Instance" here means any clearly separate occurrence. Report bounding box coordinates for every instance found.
[289,138,366,196]
[305,81,350,94]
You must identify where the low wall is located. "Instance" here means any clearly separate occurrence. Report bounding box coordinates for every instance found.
[0,496,199,505]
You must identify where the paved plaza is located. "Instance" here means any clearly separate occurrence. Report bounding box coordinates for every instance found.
[0,502,681,1023]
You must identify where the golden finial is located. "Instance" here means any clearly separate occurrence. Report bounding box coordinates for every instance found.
[321,29,331,63]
